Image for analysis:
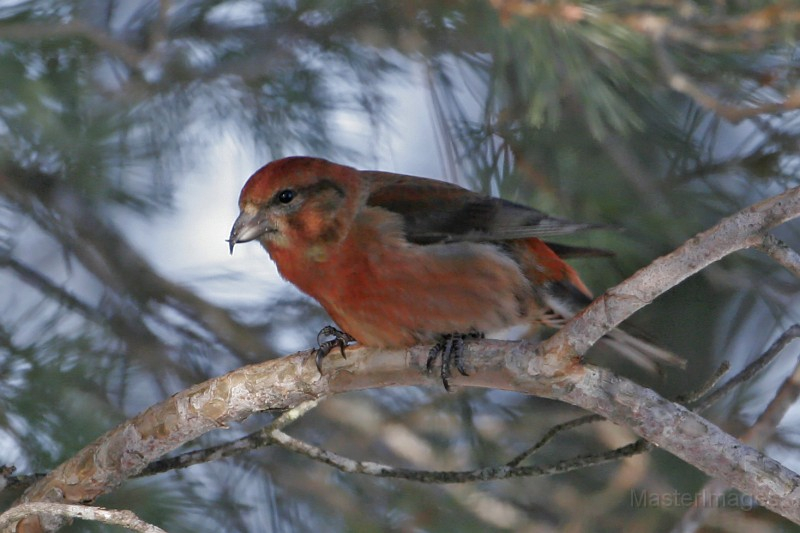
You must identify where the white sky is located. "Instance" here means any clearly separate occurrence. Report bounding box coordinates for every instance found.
[117,62,449,312]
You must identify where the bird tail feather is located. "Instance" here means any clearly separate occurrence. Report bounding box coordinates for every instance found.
[601,328,686,372]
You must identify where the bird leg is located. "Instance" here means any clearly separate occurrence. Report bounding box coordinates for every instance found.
[426,331,483,391]
[315,325,356,372]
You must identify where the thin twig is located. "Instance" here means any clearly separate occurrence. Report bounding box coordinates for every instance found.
[491,2,800,53]
[505,414,604,467]
[653,36,800,124]
[145,357,734,481]
[0,470,44,493]
[150,402,641,485]
[691,325,800,412]
[268,426,650,483]
[741,355,800,449]
[140,354,733,480]
[678,362,731,406]
[0,256,103,322]
[140,399,320,476]
[756,234,800,279]
[495,359,729,469]
[0,21,144,69]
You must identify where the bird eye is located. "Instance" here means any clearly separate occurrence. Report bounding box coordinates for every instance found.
[277,189,295,204]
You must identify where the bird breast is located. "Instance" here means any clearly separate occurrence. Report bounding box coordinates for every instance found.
[268,206,534,347]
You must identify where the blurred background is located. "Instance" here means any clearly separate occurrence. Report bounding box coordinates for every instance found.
[1,1,799,531]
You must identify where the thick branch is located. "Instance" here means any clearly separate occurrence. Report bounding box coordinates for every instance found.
[0,503,165,533]
[10,341,800,531]
[537,185,800,365]
[11,186,800,532]
[672,330,800,533]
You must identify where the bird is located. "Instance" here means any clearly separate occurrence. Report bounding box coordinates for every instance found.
[229,156,683,389]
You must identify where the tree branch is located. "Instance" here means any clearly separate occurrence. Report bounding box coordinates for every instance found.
[11,341,800,531]
[756,234,800,279]
[505,414,604,467]
[1,353,739,491]
[653,36,800,124]
[144,405,643,483]
[266,425,649,482]
[0,21,144,70]
[538,185,800,362]
[140,400,322,476]
[690,326,800,413]
[9,186,800,532]
[0,503,165,533]
[672,330,800,533]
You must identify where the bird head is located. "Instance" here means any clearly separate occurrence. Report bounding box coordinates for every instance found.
[229,156,362,255]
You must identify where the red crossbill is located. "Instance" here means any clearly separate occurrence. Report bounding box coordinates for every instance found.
[229,156,682,388]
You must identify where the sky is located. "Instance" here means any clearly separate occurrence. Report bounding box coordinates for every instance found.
[115,60,453,346]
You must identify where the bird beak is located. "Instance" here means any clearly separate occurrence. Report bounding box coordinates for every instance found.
[228,210,274,254]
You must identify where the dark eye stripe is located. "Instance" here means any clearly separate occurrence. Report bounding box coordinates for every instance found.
[272,178,345,207]
[301,178,345,197]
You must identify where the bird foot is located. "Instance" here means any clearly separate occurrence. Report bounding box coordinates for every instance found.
[315,326,356,372]
[426,331,483,391]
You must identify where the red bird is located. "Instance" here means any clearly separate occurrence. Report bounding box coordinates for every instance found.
[229,156,682,388]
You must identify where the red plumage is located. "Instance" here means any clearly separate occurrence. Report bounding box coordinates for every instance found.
[230,156,682,385]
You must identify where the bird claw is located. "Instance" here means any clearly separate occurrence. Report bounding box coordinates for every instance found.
[315,326,356,372]
[426,332,480,391]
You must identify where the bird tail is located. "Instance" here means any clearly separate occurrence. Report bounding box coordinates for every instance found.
[512,238,686,372]
[538,280,686,372]
[601,327,686,372]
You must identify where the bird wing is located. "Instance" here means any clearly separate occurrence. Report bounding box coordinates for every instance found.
[362,170,607,245]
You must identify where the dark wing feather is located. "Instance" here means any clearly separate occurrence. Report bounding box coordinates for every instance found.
[363,170,606,245]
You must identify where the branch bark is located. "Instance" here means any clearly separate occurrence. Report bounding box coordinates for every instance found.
[538,185,800,362]
[9,186,800,532]
[0,503,166,533]
[671,328,800,533]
